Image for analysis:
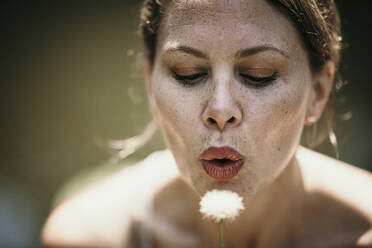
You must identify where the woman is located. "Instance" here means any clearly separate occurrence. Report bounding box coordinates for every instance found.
[42,0,372,247]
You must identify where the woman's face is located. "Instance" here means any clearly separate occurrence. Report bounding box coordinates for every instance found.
[147,0,318,197]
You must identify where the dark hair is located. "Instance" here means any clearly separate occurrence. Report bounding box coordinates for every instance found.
[139,0,343,150]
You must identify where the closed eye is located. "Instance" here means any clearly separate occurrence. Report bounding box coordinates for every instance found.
[239,72,278,87]
[172,71,208,86]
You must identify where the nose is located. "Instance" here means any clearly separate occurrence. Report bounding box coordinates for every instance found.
[202,81,242,131]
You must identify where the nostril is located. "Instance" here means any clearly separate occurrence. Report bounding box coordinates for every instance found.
[208,117,217,125]
[227,117,235,123]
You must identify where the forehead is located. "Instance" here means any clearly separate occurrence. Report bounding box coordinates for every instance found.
[166,0,266,25]
[158,0,306,60]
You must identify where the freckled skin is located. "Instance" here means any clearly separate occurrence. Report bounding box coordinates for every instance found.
[41,0,372,247]
[149,0,312,197]
[141,0,372,247]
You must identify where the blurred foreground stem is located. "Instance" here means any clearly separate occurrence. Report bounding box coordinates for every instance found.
[219,219,224,248]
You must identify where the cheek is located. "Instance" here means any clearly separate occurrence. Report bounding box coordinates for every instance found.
[151,75,203,152]
[268,88,307,147]
[246,71,310,143]
[244,78,310,180]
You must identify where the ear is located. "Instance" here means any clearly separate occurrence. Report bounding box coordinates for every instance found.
[306,61,335,125]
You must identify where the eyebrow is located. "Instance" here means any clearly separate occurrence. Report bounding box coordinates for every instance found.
[164,45,208,59]
[164,45,290,59]
[236,46,290,58]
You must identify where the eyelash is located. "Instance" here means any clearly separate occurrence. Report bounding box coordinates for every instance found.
[172,72,208,86]
[239,72,278,87]
[172,71,278,87]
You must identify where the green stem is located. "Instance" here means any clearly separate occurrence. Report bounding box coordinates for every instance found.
[219,219,224,248]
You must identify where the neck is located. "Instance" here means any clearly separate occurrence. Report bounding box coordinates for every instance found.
[198,151,306,246]
[152,150,306,246]
[241,153,305,224]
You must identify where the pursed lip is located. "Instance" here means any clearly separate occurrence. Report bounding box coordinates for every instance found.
[200,146,243,161]
[200,146,244,180]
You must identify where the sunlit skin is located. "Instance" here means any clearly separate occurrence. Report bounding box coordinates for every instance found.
[149,0,311,199]
[145,0,316,245]
[42,0,372,247]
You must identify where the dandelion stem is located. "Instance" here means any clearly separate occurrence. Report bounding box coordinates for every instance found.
[218,219,224,248]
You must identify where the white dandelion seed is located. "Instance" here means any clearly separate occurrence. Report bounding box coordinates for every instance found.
[199,190,245,223]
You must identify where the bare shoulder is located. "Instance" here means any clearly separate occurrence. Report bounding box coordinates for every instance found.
[42,150,179,248]
[296,146,372,216]
[296,146,372,246]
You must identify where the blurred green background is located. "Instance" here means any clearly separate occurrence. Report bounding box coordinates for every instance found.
[1,0,371,247]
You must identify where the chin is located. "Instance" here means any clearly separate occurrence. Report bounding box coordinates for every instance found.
[189,171,262,199]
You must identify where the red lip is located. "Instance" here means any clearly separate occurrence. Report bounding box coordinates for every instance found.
[200,146,244,180]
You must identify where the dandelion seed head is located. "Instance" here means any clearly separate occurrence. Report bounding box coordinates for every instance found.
[199,190,244,223]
